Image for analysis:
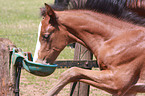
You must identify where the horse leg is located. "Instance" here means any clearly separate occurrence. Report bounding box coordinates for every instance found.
[44,66,139,96]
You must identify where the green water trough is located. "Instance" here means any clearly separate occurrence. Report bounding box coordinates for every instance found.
[11,48,57,76]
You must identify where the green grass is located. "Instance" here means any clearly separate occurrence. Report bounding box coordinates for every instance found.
[0,0,74,59]
[0,0,53,53]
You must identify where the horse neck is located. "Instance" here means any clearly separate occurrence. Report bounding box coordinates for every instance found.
[57,10,139,56]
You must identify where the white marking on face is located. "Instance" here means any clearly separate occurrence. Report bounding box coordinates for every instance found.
[33,22,42,62]
[46,25,51,32]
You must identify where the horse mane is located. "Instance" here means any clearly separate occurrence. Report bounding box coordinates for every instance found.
[41,0,145,27]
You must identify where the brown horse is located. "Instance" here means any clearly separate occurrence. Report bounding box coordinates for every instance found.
[35,3,145,96]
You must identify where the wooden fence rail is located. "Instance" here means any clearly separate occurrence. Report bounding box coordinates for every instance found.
[55,60,98,68]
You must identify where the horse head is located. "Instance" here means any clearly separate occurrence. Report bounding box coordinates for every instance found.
[33,3,73,64]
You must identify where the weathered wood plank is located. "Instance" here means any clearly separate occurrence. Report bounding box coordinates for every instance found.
[70,43,93,96]
[0,38,16,96]
[0,42,10,96]
[55,60,98,68]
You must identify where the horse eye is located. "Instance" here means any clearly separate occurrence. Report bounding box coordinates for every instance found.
[43,33,50,39]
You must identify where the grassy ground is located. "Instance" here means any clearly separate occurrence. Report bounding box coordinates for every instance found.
[0,0,51,53]
[20,68,111,96]
[0,0,74,59]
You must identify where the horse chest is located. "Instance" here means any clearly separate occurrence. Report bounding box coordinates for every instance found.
[97,44,121,70]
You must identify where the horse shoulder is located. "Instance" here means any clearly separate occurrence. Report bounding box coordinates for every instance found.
[97,29,145,70]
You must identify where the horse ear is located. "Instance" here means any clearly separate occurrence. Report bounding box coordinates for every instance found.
[44,3,56,18]
[44,3,58,26]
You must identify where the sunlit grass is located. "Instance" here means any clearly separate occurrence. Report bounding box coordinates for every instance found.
[0,0,74,59]
[0,0,54,53]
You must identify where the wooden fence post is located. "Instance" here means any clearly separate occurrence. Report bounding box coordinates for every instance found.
[70,43,93,96]
[0,38,16,96]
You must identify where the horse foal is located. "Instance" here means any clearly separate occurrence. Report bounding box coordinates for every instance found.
[34,4,145,96]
